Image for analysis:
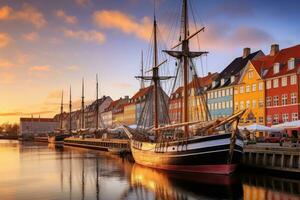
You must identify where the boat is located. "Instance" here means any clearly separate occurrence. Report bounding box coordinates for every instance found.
[122,0,245,174]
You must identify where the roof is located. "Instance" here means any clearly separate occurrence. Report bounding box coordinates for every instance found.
[20,118,57,123]
[105,97,129,112]
[252,44,300,79]
[131,86,153,101]
[209,50,263,89]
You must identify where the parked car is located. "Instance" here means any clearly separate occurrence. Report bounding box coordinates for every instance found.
[265,132,288,143]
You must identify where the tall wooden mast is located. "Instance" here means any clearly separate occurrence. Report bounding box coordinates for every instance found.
[140,51,145,89]
[153,15,159,135]
[182,0,189,136]
[81,78,85,129]
[60,90,64,130]
[69,86,72,133]
[96,74,99,130]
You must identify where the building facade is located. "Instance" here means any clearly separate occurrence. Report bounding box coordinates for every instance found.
[123,102,136,125]
[20,117,58,137]
[207,48,263,120]
[263,44,300,126]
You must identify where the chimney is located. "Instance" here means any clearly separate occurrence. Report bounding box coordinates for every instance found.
[243,47,251,58]
[270,44,279,56]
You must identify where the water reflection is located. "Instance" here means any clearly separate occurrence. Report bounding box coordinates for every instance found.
[0,140,300,200]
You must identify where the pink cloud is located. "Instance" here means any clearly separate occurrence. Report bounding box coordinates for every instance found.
[55,10,78,24]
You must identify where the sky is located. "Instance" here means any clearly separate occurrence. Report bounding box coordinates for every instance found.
[0,0,299,124]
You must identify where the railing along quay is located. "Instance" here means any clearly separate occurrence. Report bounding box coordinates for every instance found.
[243,144,300,173]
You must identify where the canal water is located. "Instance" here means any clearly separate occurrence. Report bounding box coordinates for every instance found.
[1,140,300,200]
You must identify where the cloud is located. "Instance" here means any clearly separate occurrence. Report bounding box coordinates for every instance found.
[0,4,46,28]
[22,32,39,42]
[0,59,14,69]
[63,29,105,44]
[93,10,152,41]
[0,32,11,47]
[0,72,15,84]
[29,65,51,72]
[75,0,91,7]
[191,24,273,51]
[55,10,78,24]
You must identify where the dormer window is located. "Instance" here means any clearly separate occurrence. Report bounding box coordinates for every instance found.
[273,63,280,74]
[212,81,216,88]
[230,75,235,83]
[288,58,295,70]
[220,78,225,86]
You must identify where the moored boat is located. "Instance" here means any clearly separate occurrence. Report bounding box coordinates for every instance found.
[123,0,245,174]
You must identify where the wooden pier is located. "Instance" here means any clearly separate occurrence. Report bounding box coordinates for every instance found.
[243,144,300,173]
[64,138,130,154]
[34,136,48,142]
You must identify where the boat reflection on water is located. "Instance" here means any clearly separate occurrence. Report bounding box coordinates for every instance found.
[129,164,243,200]
[242,173,300,200]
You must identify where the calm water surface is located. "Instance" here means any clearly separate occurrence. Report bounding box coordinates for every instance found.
[0,140,300,200]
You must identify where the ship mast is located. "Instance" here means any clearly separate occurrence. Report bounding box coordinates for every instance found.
[96,74,99,130]
[182,0,189,136]
[69,86,72,133]
[140,51,145,89]
[81,78,85,129]
[60,90,64,130]
[153,15,159,135]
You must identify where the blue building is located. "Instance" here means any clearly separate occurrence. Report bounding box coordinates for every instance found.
[207,48,263,120]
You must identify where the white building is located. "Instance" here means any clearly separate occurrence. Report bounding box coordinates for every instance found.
[20,118,58,137]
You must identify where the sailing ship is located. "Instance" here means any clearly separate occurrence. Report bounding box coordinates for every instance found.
[122,0,245,174]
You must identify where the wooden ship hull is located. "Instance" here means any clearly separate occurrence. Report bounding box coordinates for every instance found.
[130,133,244,174]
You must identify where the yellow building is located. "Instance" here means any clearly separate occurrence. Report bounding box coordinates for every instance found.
[234,61,265,125]
[113,109,124,126]
[123,102,136,125]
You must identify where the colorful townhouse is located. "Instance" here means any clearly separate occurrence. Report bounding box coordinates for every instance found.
[123,101,136,125]
[260,44,300,126]
[169,72,218,124]
[207,48,263,120]
[234,57,266,126]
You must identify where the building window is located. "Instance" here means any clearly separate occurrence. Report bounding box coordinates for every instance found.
[281,77,287,87]
[234,88,238,95]
[229,88,233,95]
[288,58,295,70]
[225,101,229,108]
[240,101,244,109]
[259,100,264,108]
[222,89,225,97]
[218,90,222,98]
[246,100,250,108]
[291,93,297,104]
[267,116,272,123]
[273,79,279,88]
[291,75,297,85]
[273,96,279,106]
[225,89,229,96]
[248,71,254,79]
[230,100,233,108]
[266,96,272,107]
[214,91,218,98]
[292,113,298,121]
[246,85,250,93]
[282,114,289,122]
[266,80,271,89]
[282,94,287,106]
[218,102,222,109]
[273,114,279,124]
[252,84,256,92]
[214,103,218,110]
[273,63,280,74]
[240,86,244,94]
[235,102,238,110]
[222,102,225,109]
[258,82,264,91]
[207,93,210,99]
[252,100,257,108]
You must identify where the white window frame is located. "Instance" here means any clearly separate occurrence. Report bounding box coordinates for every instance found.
[246,85,250,93]
[266,80,272,89]
[281,77,287,87]
[252,84,256,92]
[273,96,279,106]
[273,63,280,74]
[291,75,297,85]
[291,93,297,104]
[288,58,295,70]
[258,82,264,91]
[273,79,279,88]
[282,94,287,106]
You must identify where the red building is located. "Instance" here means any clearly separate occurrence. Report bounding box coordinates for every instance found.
[254,44,300,126]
